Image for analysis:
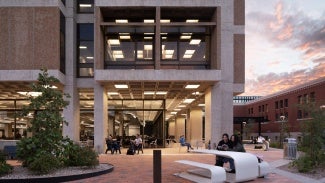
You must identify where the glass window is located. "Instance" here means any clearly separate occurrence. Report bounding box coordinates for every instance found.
[77,0,94,13]
[78,24,94,77]
[105,27,154,62]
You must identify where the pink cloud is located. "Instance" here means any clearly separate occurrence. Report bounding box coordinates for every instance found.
[268,60,280,67]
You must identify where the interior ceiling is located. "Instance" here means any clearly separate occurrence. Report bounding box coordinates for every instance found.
[0,81,214,124]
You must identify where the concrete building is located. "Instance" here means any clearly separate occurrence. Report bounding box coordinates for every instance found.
[234,77,325,143]
[0,0,245,152]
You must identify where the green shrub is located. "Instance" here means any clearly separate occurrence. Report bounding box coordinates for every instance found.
[29,152,62,174]
[292,156,314,173]
[64,144,99,167]
[0,151,13,176]
[269,141,281,149]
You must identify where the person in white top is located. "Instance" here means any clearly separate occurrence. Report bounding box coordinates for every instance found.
[134,134,143,154]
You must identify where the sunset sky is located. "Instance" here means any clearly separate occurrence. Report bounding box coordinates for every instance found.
[243,0,325,96]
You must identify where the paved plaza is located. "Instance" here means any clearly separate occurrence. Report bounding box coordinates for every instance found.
[64,145,323,183]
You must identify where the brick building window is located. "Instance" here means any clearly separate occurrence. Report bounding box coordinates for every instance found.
[280,100,283,108]
[284,99,288,107]
[275,101,279,109]
[310,92,315,102]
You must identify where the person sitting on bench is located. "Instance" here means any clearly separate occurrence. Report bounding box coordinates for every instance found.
[179,135,194,152]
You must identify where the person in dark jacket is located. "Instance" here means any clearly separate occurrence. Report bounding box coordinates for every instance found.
[227,134,246,173]
[215,133,233,166]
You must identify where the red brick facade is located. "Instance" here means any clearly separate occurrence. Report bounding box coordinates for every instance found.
[234,77,325,141]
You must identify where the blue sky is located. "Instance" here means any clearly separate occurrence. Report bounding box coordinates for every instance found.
[243,0,325,96]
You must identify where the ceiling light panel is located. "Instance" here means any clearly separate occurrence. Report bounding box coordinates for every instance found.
[190,39,201,45]
[115,19,128,23]
[185,85,200,89]
[114,84,128,89]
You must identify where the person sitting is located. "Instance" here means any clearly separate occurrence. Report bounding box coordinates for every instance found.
[105,134,113,154]
[227,134,246,173]
[215,133,233,167]
[134,134,143,154]
[111,135,121,154]
[179,135,194,152]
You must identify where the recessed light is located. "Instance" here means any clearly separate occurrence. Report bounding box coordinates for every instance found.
[119,35,130,39]
[79,46,87,49]
[180,35,191,39]
[156,91,167,95]
[114,84,128,89]
[185,85,200,89]
[160,19,170,23]
[183,54,193,58]
[186,19,199,23]
[144,19,154,23]
[178,105,186,108]
[171,112,177,114]
[198,104,205,106]
[144,91,155,95]
[183,99,195,103]
[86,57,94,59]
[79,4,92,7]
[108,39,120,45]
[107,92,119,95]
[185,50,195,55]
[190,39,201,45]
[115,19,128,23]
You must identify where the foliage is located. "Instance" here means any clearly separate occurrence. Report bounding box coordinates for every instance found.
[0,151,13,176]
[16,69,70,173]
[64,145,99,167]
[279,119,291,148]
[269,141,281,148]
[293,102,325,172]
[28,152,62,174]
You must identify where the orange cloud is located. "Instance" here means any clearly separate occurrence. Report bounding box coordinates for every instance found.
[277,24,293,40]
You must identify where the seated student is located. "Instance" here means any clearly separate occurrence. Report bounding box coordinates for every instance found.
[179,135,194,152]
[228,134,246,173]
[111,135,121,154]
[215,133,233,167]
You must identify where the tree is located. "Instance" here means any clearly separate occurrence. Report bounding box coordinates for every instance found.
[16,69,70,173]
[293,101,325,172]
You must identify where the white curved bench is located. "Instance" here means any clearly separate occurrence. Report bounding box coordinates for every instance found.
[175,160,226,183]
[192,149,260,182]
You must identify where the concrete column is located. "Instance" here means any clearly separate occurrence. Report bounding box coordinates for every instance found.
[175,117,185,141]
[62,0,80,141]
[168,121,176,136]
[94,83,108,153]
[189,108,203,145]
[205,83,234,145]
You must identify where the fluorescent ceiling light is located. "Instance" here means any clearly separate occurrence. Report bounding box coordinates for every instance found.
[174,109,181,111]
[144,19,154,23]
[185,84,200,89]
[114,54,124,59]
[160,19,170,23]
[156,91,167,95]
[192,92,201,95]
[190,39,201,45]
[183,54,192,58]
[183,99,195,103]
[185,50,195,55]
[144,91,155,95]
[108,39,120,45]
[114,84,128,89]
[171,112,177,114]
[165,50,174,55]
[162,37,167,39]
[86,57,93,59]
[119,35,130,39]
[144,37,153,39]
[79,4,92,7]
[178,105,186,108]
[144,45,153,50]
[107,92,119,95]
[198,104,205,106]
[160,33,168,35]
[17,92,42,97]
[144,33,154,35]
[115,19,128,23]
[79,46,87,49]
[186,19,199,23]
[165,54,173,59]
[180,35,191,39]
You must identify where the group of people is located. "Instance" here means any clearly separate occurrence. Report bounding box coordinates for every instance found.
[105,134,144,155]
[105,134,122,154]
[215,133,245,173]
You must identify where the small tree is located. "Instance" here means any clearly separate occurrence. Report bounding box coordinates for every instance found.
[16,69,70,173]
[293,102,325,172]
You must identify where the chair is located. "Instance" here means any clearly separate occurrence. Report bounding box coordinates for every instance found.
[149,139,157,148]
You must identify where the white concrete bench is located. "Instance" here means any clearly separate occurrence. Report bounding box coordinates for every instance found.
[192,149,259,182]
[175,160,226,183]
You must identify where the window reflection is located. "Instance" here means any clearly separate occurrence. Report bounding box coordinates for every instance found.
[78,24,94,77]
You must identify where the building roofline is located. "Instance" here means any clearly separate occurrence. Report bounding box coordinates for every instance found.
[245,77,325,104]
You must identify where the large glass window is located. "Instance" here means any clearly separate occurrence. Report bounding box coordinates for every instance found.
[78,24,94,77]
[105,26,155,68]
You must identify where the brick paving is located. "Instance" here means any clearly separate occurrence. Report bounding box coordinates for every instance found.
[65,146,302,183]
